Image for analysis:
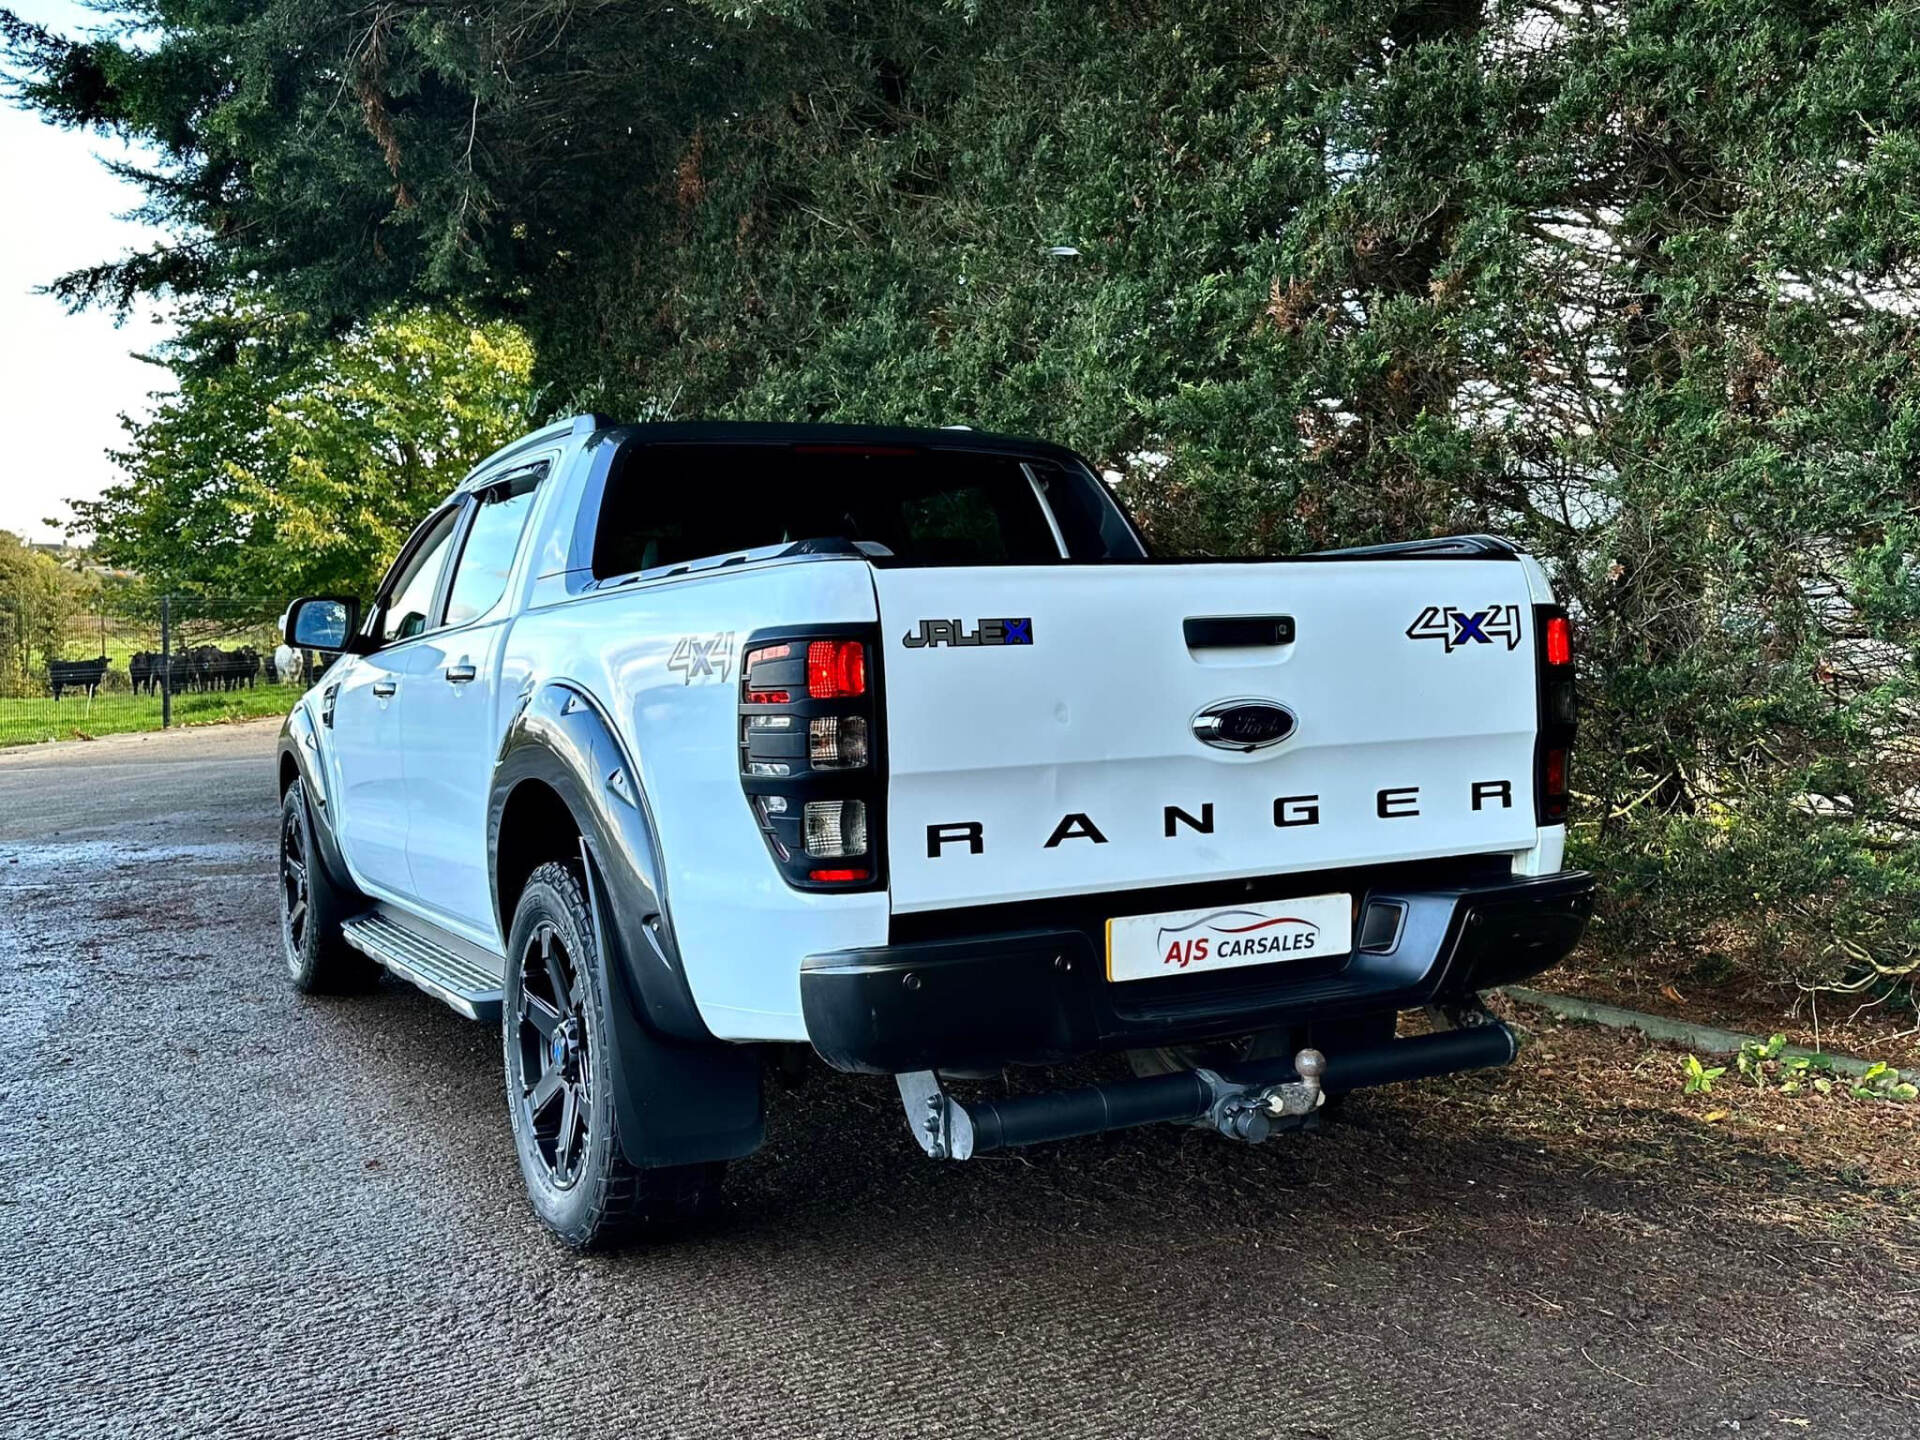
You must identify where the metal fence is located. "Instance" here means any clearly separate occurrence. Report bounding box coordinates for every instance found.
[0,597,314,748]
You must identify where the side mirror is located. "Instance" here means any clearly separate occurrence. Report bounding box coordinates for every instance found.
[285,596,360,652]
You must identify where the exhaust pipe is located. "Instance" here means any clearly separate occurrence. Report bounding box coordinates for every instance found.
[896,1019,1518,1159]
[1314,1018,1516,1094]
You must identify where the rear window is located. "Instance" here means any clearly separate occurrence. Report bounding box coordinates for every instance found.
[590,444,1072,578]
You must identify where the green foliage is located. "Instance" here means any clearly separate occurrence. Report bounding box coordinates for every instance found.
[1736,1033,1790,1087]
[71,307,536,609]
[0,532,88,696]
[1727,1034,1913,1100]
[1851,1062,1917,1103]
[7,0,1920,993]
[1682,1054,1727,1094]
[1734,1033,1840,1095]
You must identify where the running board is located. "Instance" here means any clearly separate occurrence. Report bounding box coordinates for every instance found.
[340,911,504,1021]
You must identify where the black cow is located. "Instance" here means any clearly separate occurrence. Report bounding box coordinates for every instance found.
[128,644,266,694]
[164,649,204,694]
[216,646,261,690]
[130,651,162,694]
[49,657,111,701]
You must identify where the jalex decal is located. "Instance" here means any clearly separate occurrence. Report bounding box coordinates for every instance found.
[902,617,1034,648]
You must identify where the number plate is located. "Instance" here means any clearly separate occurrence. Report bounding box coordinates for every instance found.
[1105,892,1353,983]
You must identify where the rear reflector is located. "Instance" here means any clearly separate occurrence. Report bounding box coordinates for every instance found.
[1540,746,1570,822]
[743,689,791,705]
[808,868,870,883]
[808,640,867,699]
[1545,616,1573,668]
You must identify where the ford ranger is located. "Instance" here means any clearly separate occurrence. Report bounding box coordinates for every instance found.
[276,416,1592,1248]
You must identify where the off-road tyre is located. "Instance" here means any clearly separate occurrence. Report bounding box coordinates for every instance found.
[503,860,725,1249]
[279,779,378,994]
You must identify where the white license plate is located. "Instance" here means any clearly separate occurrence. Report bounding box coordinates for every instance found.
[1105,892,1353,983]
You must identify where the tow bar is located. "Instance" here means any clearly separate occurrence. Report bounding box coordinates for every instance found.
[893,1014,1518,1160]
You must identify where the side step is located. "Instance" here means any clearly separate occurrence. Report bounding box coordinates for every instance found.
[340,911,504,1021]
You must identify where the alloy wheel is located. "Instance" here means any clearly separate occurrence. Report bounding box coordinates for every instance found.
[514,922,592,1188]
[280,807,310,959]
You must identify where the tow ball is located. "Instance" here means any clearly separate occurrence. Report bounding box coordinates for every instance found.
[894,1048,1328,1161]
[1201,1048,1327,1143]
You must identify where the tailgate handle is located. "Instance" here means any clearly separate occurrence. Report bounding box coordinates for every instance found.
[1184,615,1296,649]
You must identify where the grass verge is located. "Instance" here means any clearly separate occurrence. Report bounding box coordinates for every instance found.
[0,687,292,747]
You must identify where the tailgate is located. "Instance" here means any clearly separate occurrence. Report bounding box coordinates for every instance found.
[875,561,1543,913]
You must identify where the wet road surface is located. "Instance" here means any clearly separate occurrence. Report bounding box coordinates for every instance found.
[1,722,1914,1438]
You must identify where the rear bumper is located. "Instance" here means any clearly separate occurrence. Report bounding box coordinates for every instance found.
[801,870,1594,1074]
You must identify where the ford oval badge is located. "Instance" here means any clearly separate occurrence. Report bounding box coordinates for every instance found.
[1191,698,1297,753]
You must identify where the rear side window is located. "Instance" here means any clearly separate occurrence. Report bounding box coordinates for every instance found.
[445,468,544,627]
[590,444,1071,578]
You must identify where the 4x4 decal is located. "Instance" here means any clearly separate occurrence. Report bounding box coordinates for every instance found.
[668,631,737,683]
[1407,604,1523,653]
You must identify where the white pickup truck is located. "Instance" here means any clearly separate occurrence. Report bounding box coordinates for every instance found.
[277,416,1592,1247]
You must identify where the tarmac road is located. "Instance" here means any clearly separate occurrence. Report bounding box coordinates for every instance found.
[1,721,1913,1438]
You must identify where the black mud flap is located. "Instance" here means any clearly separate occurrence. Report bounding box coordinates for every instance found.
[579,842,764,1168]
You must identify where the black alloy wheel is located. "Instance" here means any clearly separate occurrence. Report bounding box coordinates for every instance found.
[278,777,375,993]
[501,860,729,1248]
[513,920,593,1188]
[280,803,311,960]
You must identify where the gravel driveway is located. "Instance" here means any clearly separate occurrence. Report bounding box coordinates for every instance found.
[2,721,1913,1438]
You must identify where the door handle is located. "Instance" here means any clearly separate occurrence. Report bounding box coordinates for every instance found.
[1183,615,1296,650]
[444,663,477,685]
[371,679,398,699]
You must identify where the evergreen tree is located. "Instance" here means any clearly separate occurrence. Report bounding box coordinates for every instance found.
[7,0,1919,992]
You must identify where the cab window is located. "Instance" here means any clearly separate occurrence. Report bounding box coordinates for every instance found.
[444,469,544,627]
[589,444,1067,578]
[378,509,460,645]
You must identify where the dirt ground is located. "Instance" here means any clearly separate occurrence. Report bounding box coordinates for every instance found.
[1542,949,1920,1077]
[2,721,1916,1438]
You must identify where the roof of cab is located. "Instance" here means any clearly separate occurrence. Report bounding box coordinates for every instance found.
[457,416,1091,490]
[456,414,607,487]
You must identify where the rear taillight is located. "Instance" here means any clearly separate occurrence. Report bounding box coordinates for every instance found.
[807,640,866,699]
[740,628,884,890]
[1534,604,1576,824]
[743,642,794,705]
[1544,615,1572,668]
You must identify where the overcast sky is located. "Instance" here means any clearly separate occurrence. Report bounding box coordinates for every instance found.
[1,0,174,545]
